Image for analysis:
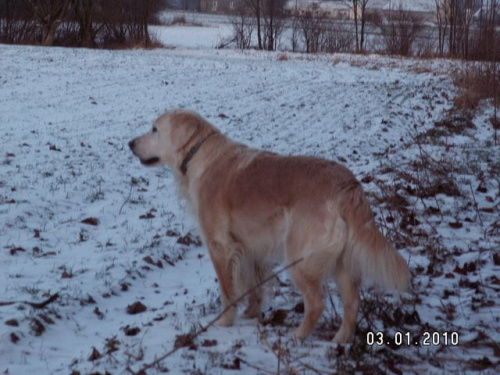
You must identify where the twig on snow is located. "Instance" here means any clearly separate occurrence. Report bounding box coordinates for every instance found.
[126,257,304,375]
[257,324,299,375]
[119,183,134,215]
[468,181,484,227]
[0,293,59,309]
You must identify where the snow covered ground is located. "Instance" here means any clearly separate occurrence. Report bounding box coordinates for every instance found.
[1,27,499,375]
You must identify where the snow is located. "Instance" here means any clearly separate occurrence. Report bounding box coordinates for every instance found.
[1,26,499,375]
[152,24,232,49]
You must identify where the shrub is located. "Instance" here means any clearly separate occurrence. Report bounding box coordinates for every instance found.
[453,64,500,113]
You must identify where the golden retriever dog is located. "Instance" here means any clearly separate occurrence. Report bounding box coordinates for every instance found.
[129,109,411,343]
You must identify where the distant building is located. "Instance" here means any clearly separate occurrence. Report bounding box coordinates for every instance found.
[284,0,437,21]
[284,0,352,19]
[366,0,436,22]
[200,0,238,13]
[191,0,441,19]
[167,0,201,11]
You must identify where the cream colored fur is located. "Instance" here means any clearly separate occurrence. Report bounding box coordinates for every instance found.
[129,109,411,343]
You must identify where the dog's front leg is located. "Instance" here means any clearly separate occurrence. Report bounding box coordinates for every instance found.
[207,240,238,327]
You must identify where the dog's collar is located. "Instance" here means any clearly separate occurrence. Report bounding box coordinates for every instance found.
[180,132,216,175]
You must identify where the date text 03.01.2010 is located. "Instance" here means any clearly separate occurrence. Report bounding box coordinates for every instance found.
[366,331,459,347]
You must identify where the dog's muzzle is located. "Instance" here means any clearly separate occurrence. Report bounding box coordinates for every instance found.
[140,157,160,166]
[128,139,160,166]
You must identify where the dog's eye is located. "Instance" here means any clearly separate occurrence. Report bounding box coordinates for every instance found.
[152,127,157,133]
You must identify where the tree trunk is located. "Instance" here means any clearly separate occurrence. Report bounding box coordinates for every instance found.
[360,7,365,51]
[267,0,274,50]
[352,0,359,52]
[256,0,262,49]
[25,0,71,46]
[41,21,59,45]
[359,0,368,52]
[143,0,151,47]
[72,0,95,48]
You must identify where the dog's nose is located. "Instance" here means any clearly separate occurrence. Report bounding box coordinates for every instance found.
[128,140,135,150]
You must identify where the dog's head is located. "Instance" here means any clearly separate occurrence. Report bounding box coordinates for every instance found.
[129,109,216,172]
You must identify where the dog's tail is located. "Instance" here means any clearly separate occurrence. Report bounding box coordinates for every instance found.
[340,182,411,292]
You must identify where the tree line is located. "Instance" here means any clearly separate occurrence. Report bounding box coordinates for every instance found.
[228,0,499,61]
[1,0,498,60]
[0,0,165,48]
[435,0,498,60]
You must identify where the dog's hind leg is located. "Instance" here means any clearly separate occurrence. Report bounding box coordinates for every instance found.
[242,294,262,319]
[289,264,324,340]
[332,263,360,343]
[241,259,265,319]
[208,237,255,327]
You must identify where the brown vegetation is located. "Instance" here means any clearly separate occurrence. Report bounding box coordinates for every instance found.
[453,64,500,112]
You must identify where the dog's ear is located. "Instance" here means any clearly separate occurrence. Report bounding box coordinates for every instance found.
[170,113,202,152]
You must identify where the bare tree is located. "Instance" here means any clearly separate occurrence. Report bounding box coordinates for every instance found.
[447,0,458,54]
[290,12,300,52]
[322,20,354,53]
[2,0,164,48]
[434,0,498,59]
[298,11,323,53]
[435,0,448,55]
[474,0,499,61]
[358,0,369,51]
[71,0,98,47]
[24,0,71,45]
[243,0,284,50]
[262,0,285,50]
[461,0,474,58]
[351,0,359,50]
[243,0,263,49]
[141,0,160,47]
[350,0,369,52]
[447,0,476,58]
[296,10,354,54]
[98,0,162,48]
[0,1,36,43]
[228,2,254,49]
[374,7,424,56]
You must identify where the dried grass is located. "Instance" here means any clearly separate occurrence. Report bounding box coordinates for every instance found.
[453,64,500,113]
[277,53,289,61]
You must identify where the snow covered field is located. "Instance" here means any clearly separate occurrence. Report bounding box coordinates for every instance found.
[1,30,499,375]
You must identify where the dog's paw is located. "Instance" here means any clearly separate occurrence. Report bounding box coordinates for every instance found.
[241,307,260,319]
[288,329,307,341]
[332,329,354,343]
[213,315,235,327]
